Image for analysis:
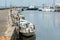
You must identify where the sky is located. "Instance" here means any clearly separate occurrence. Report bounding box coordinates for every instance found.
[0,0,60,7]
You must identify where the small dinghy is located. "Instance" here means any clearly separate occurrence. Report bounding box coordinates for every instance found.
[19,19,35,36]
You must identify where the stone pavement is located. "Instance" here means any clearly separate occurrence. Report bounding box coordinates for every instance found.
[0,9,16,40]
[0,9,9,36]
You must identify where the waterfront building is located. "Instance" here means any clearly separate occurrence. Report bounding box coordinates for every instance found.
[55,3,60,12]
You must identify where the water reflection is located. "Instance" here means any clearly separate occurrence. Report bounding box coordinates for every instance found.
[19,33,36,40]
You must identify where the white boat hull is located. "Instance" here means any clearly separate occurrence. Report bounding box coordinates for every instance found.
[22,32,35,36]
[38,8,55,12]
[19,19,35,36]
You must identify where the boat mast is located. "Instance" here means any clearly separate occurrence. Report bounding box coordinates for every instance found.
[53,0,55,8]
[5,0,7,8]
[42,4,44,9]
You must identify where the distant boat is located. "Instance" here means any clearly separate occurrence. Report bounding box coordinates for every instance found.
[27,5,38,10]
[38,8,42,11]
[38,8,55,12]
[38,4,55,12]
[41,8,55,12]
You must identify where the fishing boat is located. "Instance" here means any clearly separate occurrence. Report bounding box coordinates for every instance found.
[11,9,35,36]
[19,19,35,36]
[14,14,35,36]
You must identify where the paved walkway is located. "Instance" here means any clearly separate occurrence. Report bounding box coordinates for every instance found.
[0,9,9,36]
[0,9,19,40]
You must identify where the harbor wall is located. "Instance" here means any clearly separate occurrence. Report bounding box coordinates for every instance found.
[0,9,19,40]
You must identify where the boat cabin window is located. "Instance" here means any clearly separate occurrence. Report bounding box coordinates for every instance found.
[26,23,30,28]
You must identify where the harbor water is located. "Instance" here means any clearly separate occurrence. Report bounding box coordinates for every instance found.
[19,10,60,40]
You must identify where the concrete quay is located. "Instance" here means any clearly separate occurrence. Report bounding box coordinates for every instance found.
[0,9,17,40]
[0,9,9,36]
